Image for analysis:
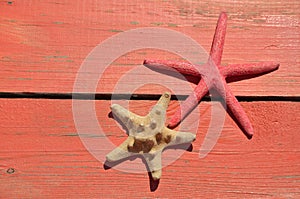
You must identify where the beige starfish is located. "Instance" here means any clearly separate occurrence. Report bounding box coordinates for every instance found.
[106,92,196,180]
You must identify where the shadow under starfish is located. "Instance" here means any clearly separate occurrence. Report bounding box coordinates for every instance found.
[143,12,279,139]
[103,143,193,192]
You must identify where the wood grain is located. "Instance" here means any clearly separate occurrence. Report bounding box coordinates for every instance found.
[0,0,299,96]
[0,99,299,198]
[0,0,299,198]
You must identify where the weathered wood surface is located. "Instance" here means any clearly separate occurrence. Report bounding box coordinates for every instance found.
[0,0,299,96]
[1,0,299,198]
[0,99,299,198]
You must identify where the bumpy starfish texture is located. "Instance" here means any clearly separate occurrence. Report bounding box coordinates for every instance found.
[106,92,196,180]
[144,12,279,139]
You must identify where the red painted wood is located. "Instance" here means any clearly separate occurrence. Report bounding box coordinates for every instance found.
[0,0,299,96]
[0,0,299,198]
[0,99,299,198]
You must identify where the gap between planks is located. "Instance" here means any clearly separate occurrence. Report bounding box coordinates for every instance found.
[0,92,299,102]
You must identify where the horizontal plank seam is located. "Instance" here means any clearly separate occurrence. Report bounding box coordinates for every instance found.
[0,92,299,102]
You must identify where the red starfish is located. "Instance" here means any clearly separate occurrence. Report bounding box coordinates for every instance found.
[143,12,279,139]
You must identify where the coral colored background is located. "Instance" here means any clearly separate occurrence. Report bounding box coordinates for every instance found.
[0,0,299,198]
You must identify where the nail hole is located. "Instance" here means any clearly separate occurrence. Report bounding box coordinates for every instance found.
[7,168,15,174]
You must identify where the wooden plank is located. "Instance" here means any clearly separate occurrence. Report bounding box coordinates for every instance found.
[0,99,299,198]
[0,0,299,96]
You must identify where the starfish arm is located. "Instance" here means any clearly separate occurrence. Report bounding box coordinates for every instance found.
[156,92,171,110]
[144,152,162,180]
[106,136,134,162]
[162,127,196,146]
[111,104,144,130]
[168,80,208,128]
[222,83,254,139]
[222,62,280,78]
[143,59,201,77]
[209,12,227,66]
